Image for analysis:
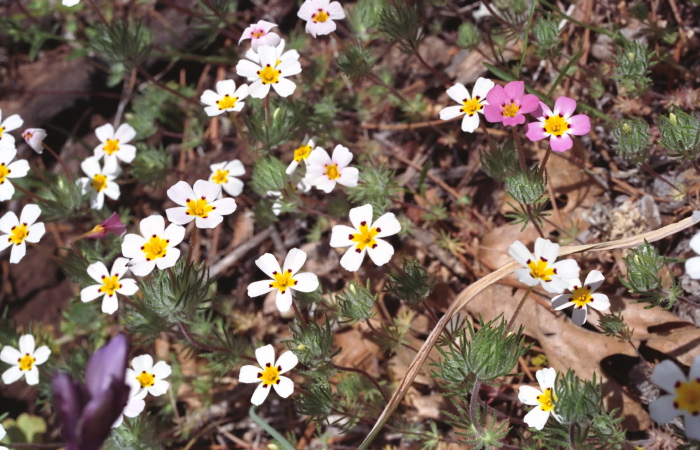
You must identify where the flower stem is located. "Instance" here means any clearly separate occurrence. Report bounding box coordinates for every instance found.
[291,300,308,328]
[10,181,46,204]
[42,142,74,183]
[248,407,296,450]
[229,112,256,161]
[469,378,484,434]
[479,120,499,154]
[332,363,390,402]
[263,95,271,126]
[413,48,451,86]
[511,127,527,172]
[538,146,552,178]
[506,286,534,334]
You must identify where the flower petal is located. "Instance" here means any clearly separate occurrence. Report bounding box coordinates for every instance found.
[248,280,275,298]
[652,360,686,393]
[331,145,353,168]
[518,94,541,114]
[551,294,572,310]
[255,344,276,368]
[550,134,573,152]
[472,77,495,99]
[508,240,534,266]
[102,295,119,315]
[649,394,680,424]
[2,366,23,385]
[373,213,401,238]
[139,215,165,239]
[114,123,136,143]
[340,247,366,272]
[275,351,299,374]
[526,121,548,142]
[167,181,195,206]
[439,105,464,121]
[553,96,577,117]
[523,406,550,430]
[131,354,154,373]
[94,123,114,143]
[0,345,20,365]
[518,385,543,406]
[366,238,394,266]
[567,114,591,136]
[276,288,293,313]
[536,367,556,390]
[349,204,373,230]
[250,382,271,405]
[273,376,295,398]
[445,83,469,103]
[330,225,357,248]
[163,223,186,246]
[283,248,307,274]
[291,272,319,293]
[81,285,104,303]
[461,113,480,133]
[272,78,297,97]
[19,334,35,355]
[503,81,524,100]
[149,379,169,396]
[571,306,588,326]
[588,293,610,311]
[87,261,110,283]
[239,365,262,383]
[255,253,282,278]
[33,345,50,365]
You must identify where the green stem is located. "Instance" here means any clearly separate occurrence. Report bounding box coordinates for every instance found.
[248,406,296,450]
[506,286,534,334]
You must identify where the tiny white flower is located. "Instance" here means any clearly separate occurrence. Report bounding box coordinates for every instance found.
[0,147,30,201]
[685,232,700,279]
[22,128,47,154]
[0,110,23,148]
[238,344,298,406]
[209,160,245,196]
[439,78,495,133]
[649,355,700,441]
[304,144,359,193]
[76,156,121,210]
[286,139,314,175]
[0,423,8,450]
[239,20,281,51]
[200,79,249,117]
[551,270,610,326]
[165,180,237,229]
[236,43,302,99]
[508,238,580,294]
[126,354,172,398]
[518,367,560,430]
[112,375,148,428]
[248,248,320,313]
[80,257,139,315]
[0,204,45,264]
[330,204,401,272]
[0,334,51,386]
[93,123,137,165]
[121,215,185,276]
[63,0,81,6]
[297,0,346,38]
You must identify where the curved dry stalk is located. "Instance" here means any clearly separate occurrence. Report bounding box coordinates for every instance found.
[358,211,700,449]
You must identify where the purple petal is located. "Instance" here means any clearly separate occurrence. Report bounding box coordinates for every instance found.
[553,96,577,117]
[550,134,573,152]
[568,114,591,136]
[503,81,525,100]
[518,94,541,114]
[80,383,129,450]
[85,334,128,397]
[526,122,548,142]
[51,373,88,447]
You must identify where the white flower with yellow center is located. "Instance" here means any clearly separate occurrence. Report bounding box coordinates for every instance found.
[121,215,185,276]
[238,344,298,406]
[551,270,610,326]
[297,0,346,38]
[126,354,171,398]
[239,20,281,51]
[209,160,245,197]
[76,156,121,210]
[22,128,47,154]
[508,238,580,294]
[93,123,137,164]
[166,180,237,229]
[112,375,148,428]
[242,39,300,68]
[0,147,30,201]
[286,139,314,175]
[0,110,23,149]
[236,43,301,99]
[518,367,560,430]
[80,257,139,315]
[304,144,359,193]
[650,355,700,440]
[248,248,320,313]
[330,204,401,272]
[200,79,249,117]
[0,334,51,386]
[439,78,495,133]
[0,204,45,264]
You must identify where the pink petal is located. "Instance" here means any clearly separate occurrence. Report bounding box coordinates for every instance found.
[483,104,504,124]
[502,114,526,127]
[526,122,548,142]
[553,96,577,117]
[567,114,591,136]
[518,94,540,114]
[503,81,524,100]
[550,134,573,152]
[485,84,506,107]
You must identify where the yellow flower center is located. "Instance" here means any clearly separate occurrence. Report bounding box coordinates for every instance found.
[8,223,29,245]
[0,126,5,138]
[570,285,593,308]
[543,115,570,137]
[103,139,120,155]
[312,10,330,23]
[212,169,229,185]
[502,102,520,118]
[294,145,312,162]
[351,222,380,252]
[461,97,483,116]
[141,235,168,261]
[0,163,9,184]
[674,379,700,415]
[91,174,108,192]
[527,258,556,282]
[252,30,265,38]
[185,197,215,218]
[216,95,238,111]
[270,269,297,294]
[325,164,340,180]
[258,363,282,387]
[136,371,156,388]
[99,275,122,296]
[18,354,35,371]
[537,387,556,412]
[258,65,281,85]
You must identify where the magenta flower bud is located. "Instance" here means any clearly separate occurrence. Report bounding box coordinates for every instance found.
[86,212,127,239]
[22,128,47,154]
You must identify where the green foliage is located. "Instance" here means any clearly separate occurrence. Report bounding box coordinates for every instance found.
[337,40,376,83]
[442,396,510,449]
[104,415,163,450]
[244,100,305,152]
[612,39,655,97]
[250,157,288,196]
[505,166,546,205]
[295,374,334,422]
[612,117,651,164]
[346,163,401,215]
[378,1,423,54]
[37,174,88,222]
[128,84,197,139]
[481,141,519,183]
[347,0,387,37]
[506,199,550,231]
[554,370,601,425]
[657,106,700,159]
[336,280,377,324]
[456,22,481,50]
[88,20,153,70]
[598,310,633,341]
[377,309,412,354]
[532,14,561,55]
[130,144,172,187]
[287,315,338,368]
[620,240,681,309]
[385,259,435,306]
[59,237,121,285]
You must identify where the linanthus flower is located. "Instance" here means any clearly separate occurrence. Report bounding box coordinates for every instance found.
[247,248,320,313]
[0,110,23,148]
[62,0,80,6]
[126,354,171,398]
[200,79,249,117]
[0,204,45,264]
[483,81,539,127]
[85,212,127,239]
[439,77,495,133]
[525,96,591,152]
[297,0,346,38]
[112,375,147,428]
[93,123,137,165]
[209,160,245,197]
[0,147,30,201]
[685,232,700,279]
[22,128,47,154]
[80,257,139,315]
[121,214,185,276]
[551,270,610,326]
[165,180,237,229]
[236,43,302,99]
[77,156,121,210]
[518,367,560,430]
[239,20,281,51]
[0,424,7,450]
[304,144,359,193]
[650,355,700,440]
[330,204,401,272]
[286,138,314,175]
[243,38,300,67]
[238,344,298,406]
[1,334,51,386]
[508,237,580,294]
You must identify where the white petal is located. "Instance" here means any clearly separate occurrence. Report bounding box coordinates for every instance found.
[583,270,605,291]
[87,261,110,283]
[446,83,470,103]
[689,355,700,380]
[195,214,223,229]
[129,260,156,277]
[349,204,373,230]
[80,285,104,303]
[167,181,195,206]
[275,352,298,374]
[200,89,219,106]
[23,223,45,244]
[518,385,543,406]
[121,234,146,258]
[649,395,680,424]
[508,241,534,267]
[0,183,15,202]
[163,223,186,246]
[690,232,700,254]
[114,123,136,143]
[439,105,464,121]
[225,159,246,176]
[216,79,236,96]
[152,361,172,379]
[236,60,262,79]
[330,225,356,248]
[0,211,18,233]
[523,407,550,430]
[155,249,180,270]
[534,238,559,262]
[209,197,237,216]
[307,147,331,166]
[684,414,700,441]
[337,167,359,188]
[271,78,296,97]
[95,123,115,143]
[1,114,23,132]
[536,367,556,390]
[542,276,569,294]
[19,334,36,355]
[652,360,686,393]
[239,365,262,383]
[248,82,271,99]
[283,248,307,274]
[222,178,244,197]
[461,113,480,133]
[472,77,496,98]
[255,344,276,367]
[313,176,336,193]
[255,253,282,278]
[0,346,20,364]
[588,293,610,311]
[273,376,295,398]
[571,306,588,326]
[685,256,700,279]
[33,346,50,365]
[204,105,224,117]
[366,239,394,266]
[149,379,169,396]
[551,259,580,280]
[248,280,275,298]
[340,247,366,272]
[276,289,293,313]
[250,382,271,405]
[102,295,119,315]
[131,354,154,372]
[116,145,136,163]
[117,278,139,296]
[551,294,572,310]
[193,179,222,201]
[373,213,401,238]
[7,159,29,179]
[331,145,353,168]
[166,207,193,226]
[2,366,23,385]
[291,272,319,293]
[24,366,40,385]
[139,215,165,238]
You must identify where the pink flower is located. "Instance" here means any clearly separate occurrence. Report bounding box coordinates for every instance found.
[86,212,127,239]
[483,81,539,127]
[239,20,281,51]
[297,0,346,38]
[525,96,591,152]
[22,128,47,154]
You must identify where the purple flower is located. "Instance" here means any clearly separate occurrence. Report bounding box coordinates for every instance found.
[52,334,130,450]
[525,96,591,152]
[483,81,540,127]
[86,212,126,239]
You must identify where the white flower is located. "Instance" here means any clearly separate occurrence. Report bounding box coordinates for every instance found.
[238,344,298,406]
[80,257,139,315]
[439,77,495,133]
[121,215,185,276]
[297,0,346,38]
[0,334,51,386]
[239,20,281,51]
[165,180,237,229]
[551,270,610,326]
[200,79,249,117]
[242,38,300,67]
[304,144,359,193]
[248,248,320,313]
[22,128,47,153]
[63,0,80,6]
[93,123,137,165]
[518,367,559,430]
[650,355,700,440]
[112,375,148,428]
[286,139,314,175]
[330,204,401,272]
[236,44,302,99]
[0,110,23,148]
[0,204,45,264]
[508,238,580,294]
[209,160,245,196]
[126,354,171,397]
[76,156,121,210]
[0,147,30,201]
[0,423,7,450]
[685,232,700,279]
